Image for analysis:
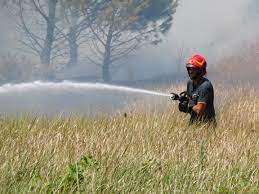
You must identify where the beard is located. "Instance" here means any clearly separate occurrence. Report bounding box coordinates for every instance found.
[188,71,202,80]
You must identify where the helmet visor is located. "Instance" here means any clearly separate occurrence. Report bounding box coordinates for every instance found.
[186,63,196,68]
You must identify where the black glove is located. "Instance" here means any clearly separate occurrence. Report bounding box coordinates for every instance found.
[179,91,189,103]
[178,101,189,113]
[179,99,196,113]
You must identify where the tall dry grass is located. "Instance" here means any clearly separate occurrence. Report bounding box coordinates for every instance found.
[0,83,258,193]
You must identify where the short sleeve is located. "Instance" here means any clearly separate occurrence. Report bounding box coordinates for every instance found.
[198,82,212,104]
[187,80,192,96]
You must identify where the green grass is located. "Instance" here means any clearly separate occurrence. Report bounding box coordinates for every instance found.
[0,85,258,193]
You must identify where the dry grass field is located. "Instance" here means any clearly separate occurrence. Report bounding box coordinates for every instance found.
[0,82,258,193]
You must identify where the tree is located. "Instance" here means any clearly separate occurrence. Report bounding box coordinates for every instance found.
[4,0,61,78]
[58,0,98,67]
[84,0,179,82]
[4,0,98,77]
[3,0,179,81]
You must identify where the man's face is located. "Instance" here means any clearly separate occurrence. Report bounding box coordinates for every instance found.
[187,67,201,80]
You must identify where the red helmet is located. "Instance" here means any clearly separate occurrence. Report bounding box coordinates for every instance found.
[186,54,207,75]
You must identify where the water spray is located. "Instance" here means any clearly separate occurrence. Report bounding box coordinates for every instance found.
[0,80,172,97]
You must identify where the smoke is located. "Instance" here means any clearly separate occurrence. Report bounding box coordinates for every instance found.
[119,0,259,80]
[170,0,259,62]
[0,11,11,55]
[0,0,258,79]
[0,0,258,116]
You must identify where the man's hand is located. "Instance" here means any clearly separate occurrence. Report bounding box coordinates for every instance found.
[178,101,189,113]
[179,100,196,114]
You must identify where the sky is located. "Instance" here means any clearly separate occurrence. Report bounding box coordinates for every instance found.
[0,0,258,80]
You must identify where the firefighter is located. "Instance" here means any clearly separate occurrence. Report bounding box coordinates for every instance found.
[174,54,216,127]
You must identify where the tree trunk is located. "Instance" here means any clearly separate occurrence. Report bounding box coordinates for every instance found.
[68,8,79,67]
[68,26,78,67]
[40,0,57,78]
[102,31,112,82]
[102,10,115,82]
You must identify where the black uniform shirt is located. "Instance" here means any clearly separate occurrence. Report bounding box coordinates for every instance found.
[187,77,216,123]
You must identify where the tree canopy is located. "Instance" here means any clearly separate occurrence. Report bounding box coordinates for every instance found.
[3,0,179,81]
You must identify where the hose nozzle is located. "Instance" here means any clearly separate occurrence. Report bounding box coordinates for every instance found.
[170,92,179,100]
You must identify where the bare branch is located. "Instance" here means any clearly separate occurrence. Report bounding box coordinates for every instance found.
[30,0,48,21]
[87,40,104,62]
[90,39,104,55]
[51,51,68,61]
[18,0,43,50]
[89,22,106,46]
[84,55,102,67]
[111,43,139,64]
[13,45,39,56]
[17,39,41,55]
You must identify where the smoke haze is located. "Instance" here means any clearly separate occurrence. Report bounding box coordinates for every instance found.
[0,11,12,54]
[0,0,258,78]
[0,0,258,116]
[116,0,259,80]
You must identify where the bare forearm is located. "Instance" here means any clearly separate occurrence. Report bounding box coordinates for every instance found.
[192,103,206,116]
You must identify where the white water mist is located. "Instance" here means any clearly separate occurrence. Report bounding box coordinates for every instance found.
[0,81,171,97]
[0,81,171,116]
